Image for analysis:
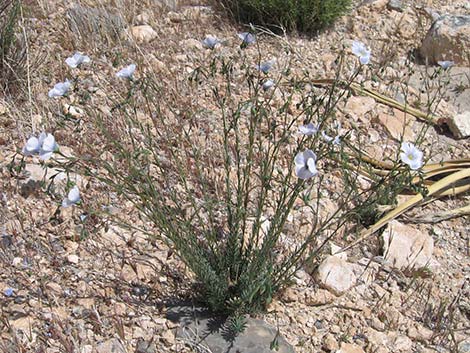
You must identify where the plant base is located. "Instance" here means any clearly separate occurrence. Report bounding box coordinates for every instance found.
[167,305,295,353]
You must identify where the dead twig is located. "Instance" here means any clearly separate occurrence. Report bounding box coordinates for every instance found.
[406,204,470,223]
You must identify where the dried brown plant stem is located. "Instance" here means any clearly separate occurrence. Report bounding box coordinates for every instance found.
[407,204,470,223]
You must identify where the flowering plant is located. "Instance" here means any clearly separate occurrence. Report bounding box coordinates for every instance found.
[79,45,384,329]
[202,35,221,49]
[352,40,371,65]
[262,79,274,91]
[22,132,58,160]
[255,59,275,73]
[400,142,424,170]
[48,80,71,97]
[116,64,136,79]
[62,185,81,207]
[237,32,256,46]
[65,52,91,68]
[60,34,432,334]
[294,149,318,179]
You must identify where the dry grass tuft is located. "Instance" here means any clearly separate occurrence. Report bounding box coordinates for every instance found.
[65,4,127,50]
[0,0,27,97]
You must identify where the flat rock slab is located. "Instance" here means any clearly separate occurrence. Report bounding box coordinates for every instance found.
[167,306,295,353]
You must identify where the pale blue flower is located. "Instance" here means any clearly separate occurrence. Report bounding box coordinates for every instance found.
[321,130,341,144]
[48,80,71,98]
[22,136,41,155]
[65,52,91,68]
[238,32,256,45]
[299,123,318,136]
[202,35,220,49]
[295,149,318,180]
[39,133,58,160]
[352,41,371,65]
[22,132,58,160]
[62,185,80,207]
[321,131,334,142]
[4,288,13,297]
[437,60,454,69]
[262,79,274,91]
[116,64,136,79]
[400,142,423,170]
[255,60,275,73]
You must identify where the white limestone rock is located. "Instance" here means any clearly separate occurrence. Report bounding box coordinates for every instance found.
[316,256,357,296]
[382,220,434,270]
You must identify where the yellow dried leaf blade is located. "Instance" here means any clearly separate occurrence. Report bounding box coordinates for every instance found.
[339,168,470,253]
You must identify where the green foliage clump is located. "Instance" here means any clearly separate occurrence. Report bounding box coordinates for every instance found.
[215,0,352,33]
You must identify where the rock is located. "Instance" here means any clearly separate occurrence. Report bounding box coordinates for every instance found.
[167,11,183,23]
[338,342,366,353]
[459,340,470,353]
[365,0,388,11]
[76,298,94,309]
[64,241,79,252]
[135,13,150,25]
[407,323,433,341]
[420,15,470,66]
[182,5,212,21]
[392,12,416,39]
[282,287,302,303]
[131,25,158,43]
[80,345,93,353]
[380,306,402,330]
[67,254,79,264]
[21,164,84,198]
[371,316,385,331]
[179,38,202,50]
[136,339,157,353]
[100,225,131,247]
[63,104,84,118]
[167,306,295,353]
[10,316,35,331]
[45,282,62,295]
[96,338,126,353]
[344,96,376,122]
[151,57,167,73]
[330,325,341,334]
[160,329,176,346]
[330,242,347,260]
[366,327,390,350]
[394,335,413,351]
[387,0,403,11]
[12,257,23,267]
[0,102,7,115]
[448,111,470,138]
[305,288,335,306]
[315,256,357,296]
[293,268,310,285]
[175,54,187,62]
[423,7,441,22]
[376,109,413,141]
[323,333,339,351]
[381,220,434,270]
[1,234,12,248]
[156,0,178,10]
